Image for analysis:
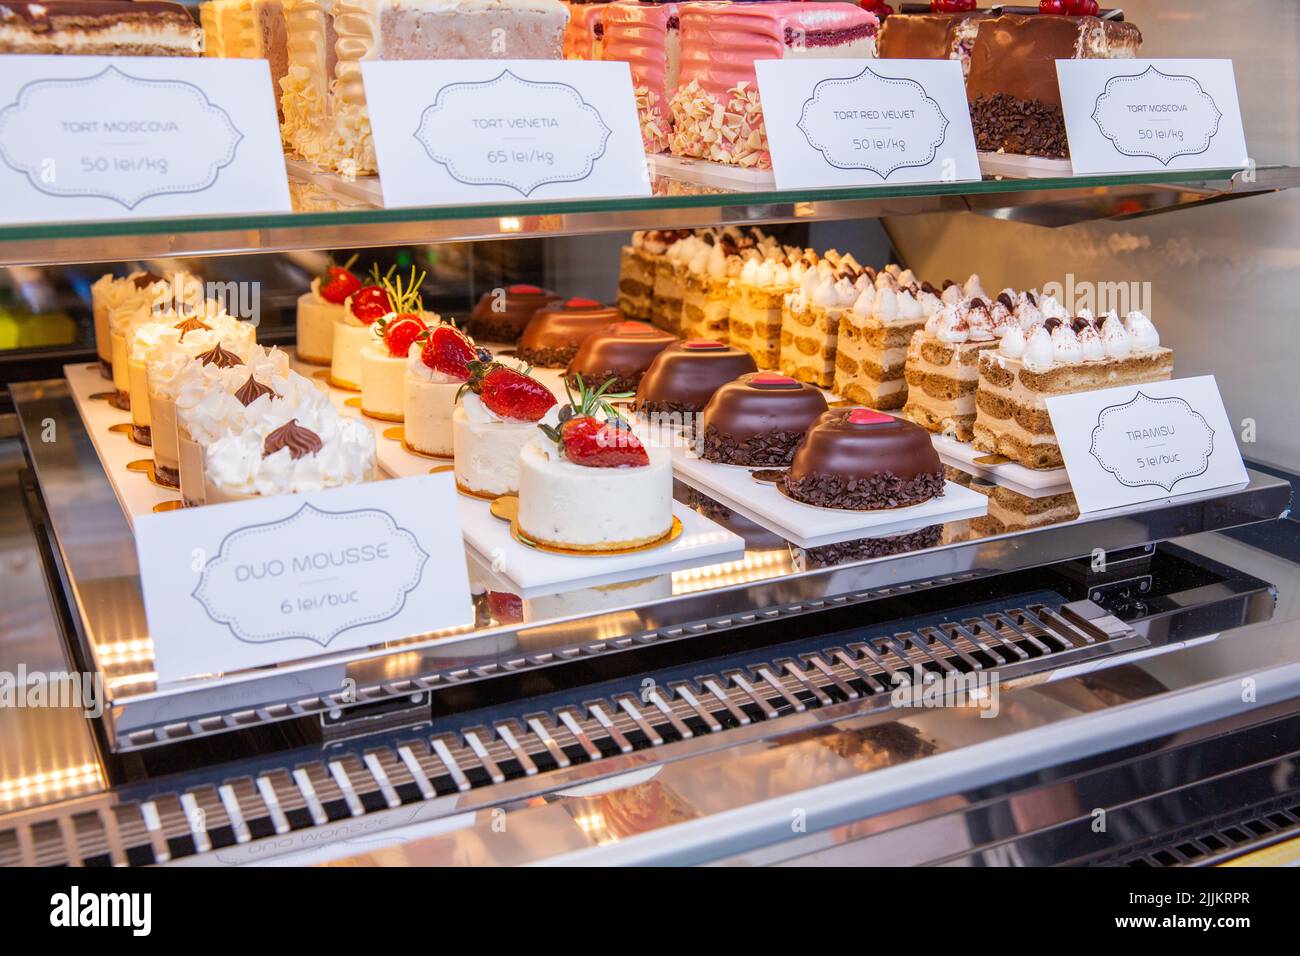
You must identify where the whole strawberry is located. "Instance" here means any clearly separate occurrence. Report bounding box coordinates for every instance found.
[421,325,484,380]
[932,0,974,11]
[538,374,647,467]
[460,361,556,422]
[1065,0,1100,13]
[349,285,392,324]
[377,314,427,358]
[318,253,361,304]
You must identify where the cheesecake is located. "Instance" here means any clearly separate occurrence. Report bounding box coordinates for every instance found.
[452,359,557,499]
[404,324,487,458]
[296,257,360,365]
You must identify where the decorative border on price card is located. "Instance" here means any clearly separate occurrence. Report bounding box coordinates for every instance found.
[1088,391,1214,492]
[1090,66,1222,165]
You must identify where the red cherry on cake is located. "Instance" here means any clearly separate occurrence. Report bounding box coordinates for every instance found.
[1039,0,1068,12]
[319,263,362,304]
[421,325,477,380]
[1065,0,1100,13]
[487,591,524,624]
[349,285,393,324]
[380,314,427,358]
[558,416,650,468]
[463,362,557,422]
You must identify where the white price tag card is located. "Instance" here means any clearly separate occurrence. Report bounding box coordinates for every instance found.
[1046,376,1248,514]
[362,60,650,205]
[755,59,980,189]
[1057,59,1248,174]
[135,474,471,684]
[0,56,291,224]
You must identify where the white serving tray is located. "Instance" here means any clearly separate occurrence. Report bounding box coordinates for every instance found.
[284,157,385,207]
[65,361,179,528]
[667,444,987,549]
[458,496,745,592]
[648,153,776,190]
[929,431,1073,495]
[978,151,1074,179]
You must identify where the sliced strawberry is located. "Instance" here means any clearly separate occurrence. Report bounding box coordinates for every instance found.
[349,285,392,324]
[421,325,478,380]
[319,264,362,304]
[462,362,556,422]
[558,416,649,468]
[379,313,427,358]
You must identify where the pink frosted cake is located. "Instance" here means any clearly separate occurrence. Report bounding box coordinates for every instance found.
[602,1,681,153]
[563,0,609,59]
[670,2,879,168]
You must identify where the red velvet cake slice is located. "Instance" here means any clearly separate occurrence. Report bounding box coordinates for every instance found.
[602,1,681,153]
[670,1,880,168]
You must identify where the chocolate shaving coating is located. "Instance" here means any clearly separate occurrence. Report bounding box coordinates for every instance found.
[263,419,322,460]
[799,524,943,568]
[563,370,641,394]
[779,469,945,511]
[700,423,804,467]
[173,316,211,335]
[515,344,579,368]
[234,374,276,407]
[197,344,243,368]
[971,93,1068,159]
[466,314,526,344]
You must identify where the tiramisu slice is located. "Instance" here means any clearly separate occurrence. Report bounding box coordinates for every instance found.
[0,1,201,55]
[617,229,690,323]
[729,246,809,368]
[779,253,865,387]
[834,269,933,411]
[966,8,1141,159]
[973,309,1172,469]
[669,2,879,168]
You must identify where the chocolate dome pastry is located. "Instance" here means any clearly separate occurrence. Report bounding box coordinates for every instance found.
[465,284,561,343]
[699,372,828,466]
[516,298,623,367]
[565,321,678,393]
[635,339,758,421]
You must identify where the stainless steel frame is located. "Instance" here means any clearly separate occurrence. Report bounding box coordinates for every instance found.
[11,378,1293,754]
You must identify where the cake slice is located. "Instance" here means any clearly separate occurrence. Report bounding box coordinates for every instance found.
[277,0,337,162]
[617,229,690,322]
[973,309,1172,469]
[834,271,934,411]
[966,10,1141,159]
[0,1,201,55]
[562,0,608,59]
[901,276,1001,442]
[670,2,879,168]
[650,231,703,335]
[680,229,766,342]
[877,3,993,76]
[729,246,810,368]
[778,253,864,388]
[602,1,680,153]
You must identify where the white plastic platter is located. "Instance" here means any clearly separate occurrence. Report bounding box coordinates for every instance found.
[978,151,1074,179]
[648,153,776,190]
[668,444,987,549]
[929,431,1073,496]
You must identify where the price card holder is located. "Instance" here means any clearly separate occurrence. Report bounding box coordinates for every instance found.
[0,56,291,224]
[362,60,650,205]
[1045,375,1249,514]
[135,474,472,684]
[1057,59,1248,174]
[755,59,980,189]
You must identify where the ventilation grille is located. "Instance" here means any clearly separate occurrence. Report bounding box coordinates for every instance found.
[1,602,1136,867]
[1114,800,1300,867]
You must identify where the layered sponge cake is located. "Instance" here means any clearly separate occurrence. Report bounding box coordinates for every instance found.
[669,1,879,168]
[973,309,1172,469]
[779,253,865,388]
[834,268,933,411]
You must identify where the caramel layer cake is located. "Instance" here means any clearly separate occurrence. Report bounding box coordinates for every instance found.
[0,0,201,55]
[779,252,864,388]
[901,277,1003,442]
[617,229,688,323]
[729,246,807,368]
[974,308,1172,469]
[834,267,932,411]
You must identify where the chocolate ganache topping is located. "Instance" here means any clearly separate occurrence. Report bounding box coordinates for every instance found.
[234,374,276,407]
[196,344,243,368]
[173,316,211,335]
[263,419,322,460]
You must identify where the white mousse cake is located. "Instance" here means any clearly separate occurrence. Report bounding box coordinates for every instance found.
[359,271,434,421]
[296,258,360,365]
[452,359,557,498]
[405,324,486,458]
[330,270,394,390]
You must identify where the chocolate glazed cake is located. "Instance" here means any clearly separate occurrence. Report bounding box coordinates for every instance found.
[781,408,944,510]
[565,321,677,393]
[517,298,623,368]
[465,284,562,344]
[966,10,1140,159]
[635,339,758,418]
[700,372,828,466]
[878,4,994,75]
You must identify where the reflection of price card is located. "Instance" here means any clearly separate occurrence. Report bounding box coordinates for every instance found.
[1046,376,1248,514]
[135,474,471,684]
[756,59,979,189]
[362,60,650,205]
[0,56,290,224]
[1057,59,1248,174]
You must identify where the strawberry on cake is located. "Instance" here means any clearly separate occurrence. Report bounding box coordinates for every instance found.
[405,324,490,458]
[296,255,360,366]
[453,359,558,498]
[670,2,880,168]
[360,270,434,421]
[331,266,394,391]
[521,377,672,551]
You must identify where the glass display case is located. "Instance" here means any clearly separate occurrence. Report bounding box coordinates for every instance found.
[1,0,1299,869]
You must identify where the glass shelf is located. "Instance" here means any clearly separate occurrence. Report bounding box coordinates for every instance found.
[1,161,1294,267]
